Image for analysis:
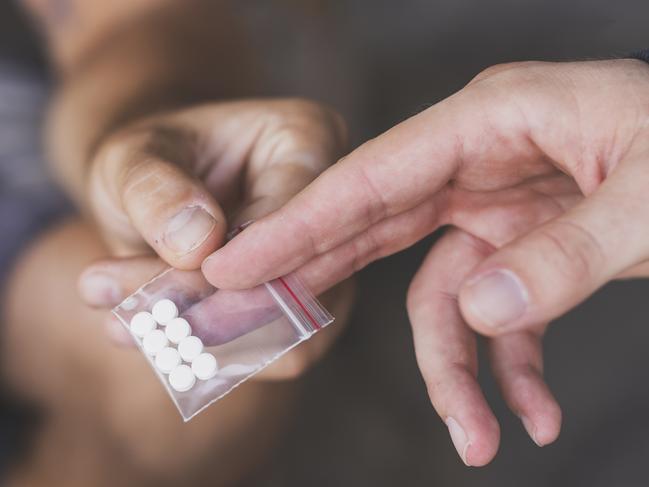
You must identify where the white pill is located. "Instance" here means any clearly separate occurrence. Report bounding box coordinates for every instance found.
[155,347,181,374]
[165,318,192,345]
[165,317,191,344]
[142,329,168,355]
[152,299,178,324]
[191,353,218,380]
[178,336,203,362]
[169,364,196,392]
[130,311,156,337]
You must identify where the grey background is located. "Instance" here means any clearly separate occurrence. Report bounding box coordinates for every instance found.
[2,0,649,485]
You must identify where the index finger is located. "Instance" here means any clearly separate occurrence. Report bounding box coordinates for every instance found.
[201,100,464,289]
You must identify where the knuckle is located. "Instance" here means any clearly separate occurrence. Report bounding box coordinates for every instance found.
[504,365,540,400]
[95,126,152,164]
[266,98,347,156]
[91,128,153,187]
[280,97,334,121]
[88,136,144,218]
[120,157,180,201]
[469,61,542,86]
[424,363,475,409]
[533,220,605,285]
[350,228,382,273]
[268,97,327,126]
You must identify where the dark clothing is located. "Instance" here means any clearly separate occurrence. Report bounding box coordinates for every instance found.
[631,49,649,63]
[0,2,67,476]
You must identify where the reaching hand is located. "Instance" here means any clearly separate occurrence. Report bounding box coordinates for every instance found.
[202,60,649,464]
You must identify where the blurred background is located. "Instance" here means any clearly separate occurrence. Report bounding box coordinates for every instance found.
[2,0,649,485]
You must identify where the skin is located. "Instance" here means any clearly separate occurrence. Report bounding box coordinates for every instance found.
[3,218,353,486]
[201,59,649,465]
[22,0,649,471]
[75,99,352,374]
[4,0,354,484]
[25,0,352,370]
[3,221,299,487]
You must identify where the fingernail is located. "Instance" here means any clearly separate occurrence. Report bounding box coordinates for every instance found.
[464,269,528,329]
[521,416,542,447]
[79,271,122,307]
[164,206,216,255]
[446,417,471,466]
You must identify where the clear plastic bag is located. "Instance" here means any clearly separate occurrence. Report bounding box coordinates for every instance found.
[113,268,333,421]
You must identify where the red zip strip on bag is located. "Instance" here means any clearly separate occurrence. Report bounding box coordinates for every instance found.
[278,277,321,331]
[229,222,320,330]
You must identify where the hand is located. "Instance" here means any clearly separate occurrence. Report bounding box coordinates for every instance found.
[80,99,345,267]
[202,60,649,463]
[78,98,354,379]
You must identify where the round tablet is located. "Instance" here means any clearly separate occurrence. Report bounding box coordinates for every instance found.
[155,347,181,374]
[178,336,203,362]
[165,317,191,344]
[191,353,218,380]
[169,364,196,392]
[130,311,156,337]
[142,329,168,355]
[152,299,178,324]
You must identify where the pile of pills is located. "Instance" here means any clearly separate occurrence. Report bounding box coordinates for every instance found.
[130,298,218,392]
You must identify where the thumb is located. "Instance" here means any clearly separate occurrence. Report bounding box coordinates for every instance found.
[90,128,227,269]
[458,152,649,336]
